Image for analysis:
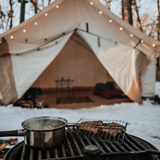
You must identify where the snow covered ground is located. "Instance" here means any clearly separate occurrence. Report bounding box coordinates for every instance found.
[0,83,160,150]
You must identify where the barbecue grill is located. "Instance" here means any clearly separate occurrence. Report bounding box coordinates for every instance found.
[2,121,160,160]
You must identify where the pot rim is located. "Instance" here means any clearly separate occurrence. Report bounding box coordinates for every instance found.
[21,116,68,132]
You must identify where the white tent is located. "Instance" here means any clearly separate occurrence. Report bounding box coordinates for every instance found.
[0,0,160,105]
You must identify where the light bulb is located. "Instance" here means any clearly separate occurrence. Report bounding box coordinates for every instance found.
[109,19,112,23]
[90,2,93,5]
[10,35,13,39]
[130,34,133,37]
[120,27,123,30]
[99,11,102,14]
[45,13,48,16]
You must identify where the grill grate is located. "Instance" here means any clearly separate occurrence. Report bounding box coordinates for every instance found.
[67,118,128,144]
[18,130,160,160]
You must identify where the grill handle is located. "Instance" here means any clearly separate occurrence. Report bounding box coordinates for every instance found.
[0,129,24,137]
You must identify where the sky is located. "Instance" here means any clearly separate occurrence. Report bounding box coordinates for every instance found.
[0,0,158,35]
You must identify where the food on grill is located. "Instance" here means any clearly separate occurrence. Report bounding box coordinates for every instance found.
[42,125,55,130]
[101,123,124,137]
[78,121,103,134]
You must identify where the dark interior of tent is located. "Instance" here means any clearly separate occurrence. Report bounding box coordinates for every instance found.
[13,32,132,108]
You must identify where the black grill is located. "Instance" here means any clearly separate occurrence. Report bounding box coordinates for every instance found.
[4,130,160,160]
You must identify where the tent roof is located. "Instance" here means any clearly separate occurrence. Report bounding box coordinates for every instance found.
[0,0,160,58]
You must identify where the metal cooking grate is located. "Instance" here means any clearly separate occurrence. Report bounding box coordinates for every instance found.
[17,129,160,160]
[67,118,128,144]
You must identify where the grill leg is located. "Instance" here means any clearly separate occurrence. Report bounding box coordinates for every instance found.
[83,145,101,160]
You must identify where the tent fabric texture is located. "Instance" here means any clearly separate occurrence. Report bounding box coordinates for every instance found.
[0,0,159,105]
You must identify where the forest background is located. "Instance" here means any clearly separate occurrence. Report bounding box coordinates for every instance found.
[0,0,159,37]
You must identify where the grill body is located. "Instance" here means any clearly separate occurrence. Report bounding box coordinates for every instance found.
[3,132,160,160]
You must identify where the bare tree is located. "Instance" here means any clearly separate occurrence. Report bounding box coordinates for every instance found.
[157,0,160,40]
[157,0,160,81]
[30,0,41,14]
[41,0,44,9]
[48,0,51,6]
[105,0,111,10]
[9,0,14,29]
[132,0,143,31]
[0,5,6,32]
[122,0,133,25]
[121,0,124,20]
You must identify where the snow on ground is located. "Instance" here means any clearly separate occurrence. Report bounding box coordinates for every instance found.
[0,83,160,150]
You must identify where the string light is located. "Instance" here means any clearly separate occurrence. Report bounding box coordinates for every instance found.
[10,35,13,39]
[90,2,93,5]
[35,22,38,25]
[130,34,133,37]
[56,5,59,8]
[152,44,155,47]
[99,11,102,14]
[120,27,123,30]
[109,19,112,23]
[141,40,144,43]
[23,29,26,33]
[45,13,48,16]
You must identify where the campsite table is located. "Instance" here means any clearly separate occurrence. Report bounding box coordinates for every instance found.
[55,77,74,98]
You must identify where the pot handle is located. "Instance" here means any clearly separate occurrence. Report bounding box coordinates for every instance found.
[0,129,24,137]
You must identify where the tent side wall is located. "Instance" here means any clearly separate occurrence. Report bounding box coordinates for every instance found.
[141,58,156,97]
[32,33,114,89]
[0,54,18,105]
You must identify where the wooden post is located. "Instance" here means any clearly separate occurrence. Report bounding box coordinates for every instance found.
[83,145,101,160]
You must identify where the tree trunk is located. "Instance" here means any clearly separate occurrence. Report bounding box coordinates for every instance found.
[30,0,38,14]
[48,0,51,6]
[105,0,111,10]
[157,0,160,40]
[121,0,124,20]
[123,0,133,25]
[42,0,44,9]
[157,0,160,81]
[132,0,143,32]
[34,0,37,14]
[9,0,13,29]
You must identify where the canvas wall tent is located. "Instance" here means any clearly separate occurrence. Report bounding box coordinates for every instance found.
[0,0,160,105]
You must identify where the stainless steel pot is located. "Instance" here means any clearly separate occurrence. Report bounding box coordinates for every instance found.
[0,116,68,148]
